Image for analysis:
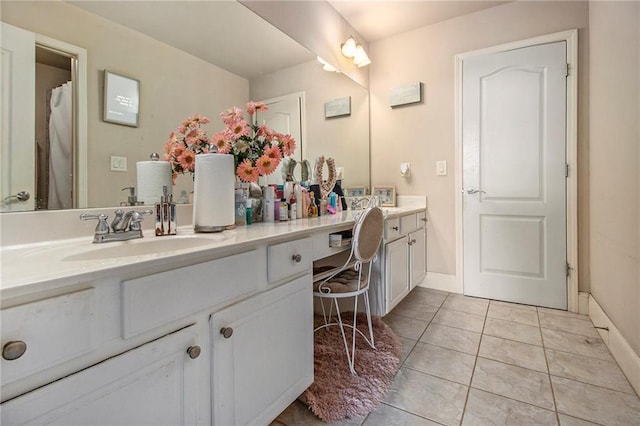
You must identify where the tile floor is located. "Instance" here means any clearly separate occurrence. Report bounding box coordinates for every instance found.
[272,288,640,425]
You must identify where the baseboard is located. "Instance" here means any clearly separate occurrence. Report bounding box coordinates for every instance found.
[589,295,640,396]
[419,272,460,294]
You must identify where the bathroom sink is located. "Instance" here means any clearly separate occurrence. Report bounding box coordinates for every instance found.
[63,235,222,262]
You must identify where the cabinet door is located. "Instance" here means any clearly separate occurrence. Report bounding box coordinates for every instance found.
[1,326,200,425]
[386,237,409,312]
[211,275,313,426]
[409,229,427,289]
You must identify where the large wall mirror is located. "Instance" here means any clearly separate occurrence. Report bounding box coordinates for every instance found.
[0,0,370,212]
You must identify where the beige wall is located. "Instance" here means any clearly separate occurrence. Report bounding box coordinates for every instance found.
[250,60,370,188]
[589,1,639,355]
[369,1,590,281]
[2,1,248,208]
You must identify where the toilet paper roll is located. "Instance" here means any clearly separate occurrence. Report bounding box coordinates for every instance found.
[193,153,235,232]
[137,161,172,205]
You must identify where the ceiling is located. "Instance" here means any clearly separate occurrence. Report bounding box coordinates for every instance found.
[69,1,510,79]
[69,1,315,80]
[329,0,509,42]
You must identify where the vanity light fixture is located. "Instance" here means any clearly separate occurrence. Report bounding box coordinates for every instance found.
[316,56,340,73]
[341,36,371,67]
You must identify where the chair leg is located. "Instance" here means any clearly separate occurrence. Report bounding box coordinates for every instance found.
[363,291,375,349]
[334,298,357,375]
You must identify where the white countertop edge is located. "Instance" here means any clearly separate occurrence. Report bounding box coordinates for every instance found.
[1,206,425,301]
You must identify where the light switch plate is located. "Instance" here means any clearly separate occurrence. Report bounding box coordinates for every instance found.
[110,156,128,172]
[436,160,447,176]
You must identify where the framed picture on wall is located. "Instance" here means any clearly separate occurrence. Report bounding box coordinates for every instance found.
[344,186,368,197]
[373,185,396,207]
[103,70,140,127]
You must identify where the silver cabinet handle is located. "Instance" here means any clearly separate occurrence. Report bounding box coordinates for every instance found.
[220,327,233,339]
[292,253,302,263]
[2,341,27,360]
[466,188,486,195]
[186,345,201,359]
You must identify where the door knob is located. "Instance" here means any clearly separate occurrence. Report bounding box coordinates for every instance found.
[466,188,486,195]
[3,191,30,203]
[220,327,233,339]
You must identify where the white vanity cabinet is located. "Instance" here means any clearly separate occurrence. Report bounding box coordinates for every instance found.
[1,325,201,425]
[211,274,313,425]
[371,210,427,315]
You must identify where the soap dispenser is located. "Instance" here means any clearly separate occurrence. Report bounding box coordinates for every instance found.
[121,186,142,206]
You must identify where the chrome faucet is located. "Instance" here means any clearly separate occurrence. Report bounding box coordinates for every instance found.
[350,197,370,210]
[80,209,153,243]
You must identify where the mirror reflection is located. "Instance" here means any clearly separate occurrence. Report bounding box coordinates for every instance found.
[0,0,370,212]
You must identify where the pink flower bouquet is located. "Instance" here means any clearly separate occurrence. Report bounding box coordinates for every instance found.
[163,114,211,182]
[211,101,297,183]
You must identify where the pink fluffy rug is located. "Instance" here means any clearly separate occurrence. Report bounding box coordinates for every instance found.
[301,313,402,422]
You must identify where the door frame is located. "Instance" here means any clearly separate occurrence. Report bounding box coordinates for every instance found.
[257,91,306,162]
[35,33,88,208]
[454,29,579,311]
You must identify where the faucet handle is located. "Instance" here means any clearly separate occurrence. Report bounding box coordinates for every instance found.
[129,209,154,231]
[80,213,110,235]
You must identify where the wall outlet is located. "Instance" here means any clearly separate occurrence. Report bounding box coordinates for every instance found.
[110,156,128,172]
[436,160,447,176]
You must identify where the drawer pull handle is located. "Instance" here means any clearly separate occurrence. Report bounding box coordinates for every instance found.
[187,345,201,359]
[2,341,27,361]
[292,253,302,263]
[421,218,427,222]
[220,327,234,339]
[392,226,399,231]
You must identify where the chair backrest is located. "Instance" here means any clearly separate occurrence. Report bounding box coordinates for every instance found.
[352,206,384,262]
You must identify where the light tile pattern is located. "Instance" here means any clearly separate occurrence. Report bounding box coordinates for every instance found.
[273,288,640,425]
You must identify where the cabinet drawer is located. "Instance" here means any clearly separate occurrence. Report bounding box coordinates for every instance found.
[1,289,95,385]
[400,214,418,234]
[384,217,401,240]
[267,237,312,283]
[417,211,427,228]
[122,250,259,338]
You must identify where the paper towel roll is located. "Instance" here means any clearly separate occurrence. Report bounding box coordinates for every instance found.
[193,153,235,232]
[136,161,172,205]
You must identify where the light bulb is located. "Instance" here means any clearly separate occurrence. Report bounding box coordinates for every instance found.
[353,45,371,67]
[341,37,357,58]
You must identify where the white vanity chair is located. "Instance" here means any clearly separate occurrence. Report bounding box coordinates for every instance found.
[312,200,384,375]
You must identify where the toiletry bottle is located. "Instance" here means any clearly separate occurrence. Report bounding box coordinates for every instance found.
[263,186,275,222]
[308,192,318,218]
[274,197,281,221]
[302,188,309,218]
[245,199,253,225]
[235,188,246,226]
[295,184,303,219]
[289,192,297,220]
[279,198,289,221]
[155,200,164,236]
[162,186,170,233]
[168,192,177,235]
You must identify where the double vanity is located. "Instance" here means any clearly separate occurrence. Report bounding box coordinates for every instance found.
[0,201,426,424]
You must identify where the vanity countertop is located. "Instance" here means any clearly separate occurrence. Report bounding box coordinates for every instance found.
[1,206,425,301]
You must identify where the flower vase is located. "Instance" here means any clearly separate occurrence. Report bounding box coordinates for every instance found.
[193,153,235,232]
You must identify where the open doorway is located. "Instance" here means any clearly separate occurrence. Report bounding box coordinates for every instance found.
[35,46,74,210]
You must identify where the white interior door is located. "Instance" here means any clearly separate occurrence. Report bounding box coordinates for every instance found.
[256,93,303,185]
[1,23,35,212]
[462,42,567,309]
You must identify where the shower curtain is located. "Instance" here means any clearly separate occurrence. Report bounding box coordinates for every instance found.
[48,81,72,209]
